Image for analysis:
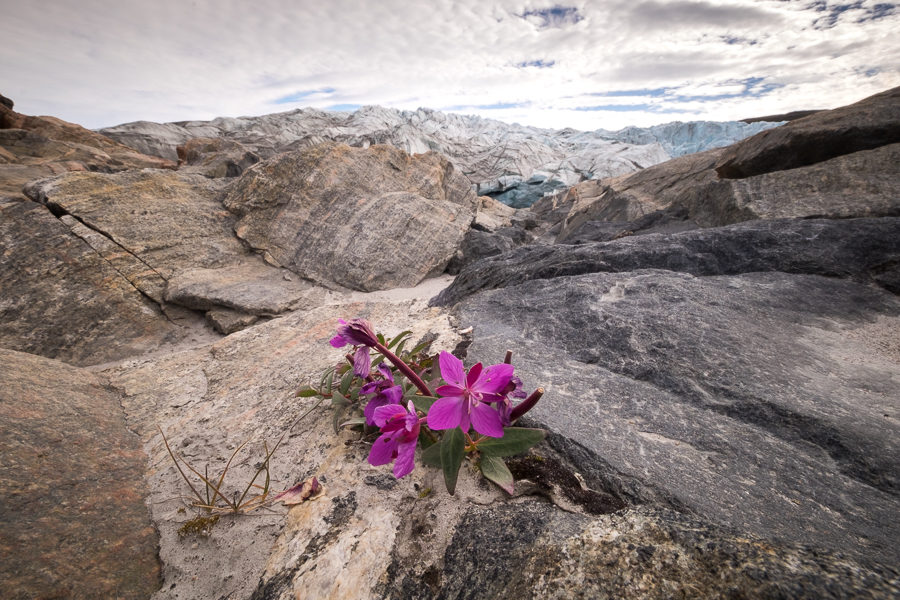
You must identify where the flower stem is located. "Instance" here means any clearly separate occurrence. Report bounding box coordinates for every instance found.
[373,342,433,397]
[510,388,544,422]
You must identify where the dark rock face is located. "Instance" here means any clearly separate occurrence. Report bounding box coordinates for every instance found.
[382,502,899,599]
[452,265,900,569]
[436,217,900,306]
[0,198,182,365]
[0,349,160,598]
[223,142,477,291]
[717,85,900,178]
[176,136,260,178]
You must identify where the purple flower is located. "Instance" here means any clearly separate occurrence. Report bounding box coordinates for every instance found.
[360,364,404,425]
[330,318,378,377]
[368,401,421,479]
[497,376,527,426]
[427,351,514,438]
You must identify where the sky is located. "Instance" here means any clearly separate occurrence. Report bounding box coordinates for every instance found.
[2,0,898,131]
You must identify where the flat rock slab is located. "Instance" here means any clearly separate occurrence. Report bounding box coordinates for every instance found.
[716,85,900,178]
[164,262,328,316]
[436,217,900,305]
[25,169,247,282]
[0,199,183,366]
[0,349,160,599]
[454,268,900,567]
[101,294,462,600]
[382,502,899,599]
[223,142,477,291]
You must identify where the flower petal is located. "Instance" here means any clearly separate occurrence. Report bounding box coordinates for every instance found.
[353,346,371,378]
[383,385,404,405]
[466,362,483,387]
[364,397,385,425]
[470,402,504,438]
[373,403,408,427]
[368,434,399,466]
[473,363,515,395]
[377,363,394,382]
[393,438,418,479]
[427,396,465,430]
[329,334,348,348]
[438,351,465,387]
[435,384,464,397]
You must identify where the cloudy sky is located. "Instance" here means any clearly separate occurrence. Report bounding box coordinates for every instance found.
[2,1,898,131]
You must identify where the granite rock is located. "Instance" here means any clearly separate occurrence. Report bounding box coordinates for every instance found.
[717,85,900,178]
[0,349,160,599]
[176,136,260,178]
[381,502,899,600]
[24,169,246,282]
[100,105,778,206]
[0,97,174,198]
[436,217,900,306]
[0,198,184,366]
[223,142,477,291]
[452,267,900,568]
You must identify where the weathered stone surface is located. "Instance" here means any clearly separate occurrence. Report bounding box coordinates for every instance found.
[557,142,900,239]
[24,169,246,282]
[0,198,183,365]
[205,307,260,334]
[717,85,900,178]
[0,97,174,198]
[436,217,900,306]
[473,195,516,232]
[164,263,331,316]
[176,137,260,178]
[102,292,464,600]
[453,268,900,568]
[0,348,160,599]
[382,502,899,599]
[223,142,478,291]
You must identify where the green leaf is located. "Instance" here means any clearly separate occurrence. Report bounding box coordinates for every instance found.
[408,340,432,357]
[480,455,514,494]
[339,370,354,396]
[477,428,546,457]
[372,355,385,368]
[440,428,464,495]
[322,370,334,395]
[377,333,386,346]
[296,387,320,398]
[332,405,346,434]
[387,330,412,350]
[421,439,442,467]
[409,395,438,414]
[339,416,367,429]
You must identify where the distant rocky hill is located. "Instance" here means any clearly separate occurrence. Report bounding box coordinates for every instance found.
[1,87,898,599]
[98,106,779,207]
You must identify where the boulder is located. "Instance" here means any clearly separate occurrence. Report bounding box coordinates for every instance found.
[101,293,464,600]
[24,169,246,282]
[223,142,478,291]
[21,169,335,334]
[435,217,900,306]
[176,136,260,178]
[379,503,898,599]
[0,349,160,598]
[453,266,900,569]
[557,142,900,238]
[0,198,185,365]
[94,284,898,599]
[717,85,900,178]
[0,97,174,200]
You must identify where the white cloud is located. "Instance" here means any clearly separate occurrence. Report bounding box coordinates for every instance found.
[1,0,897,131]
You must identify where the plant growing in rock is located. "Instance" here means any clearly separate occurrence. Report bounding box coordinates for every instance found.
[298,318,546,494]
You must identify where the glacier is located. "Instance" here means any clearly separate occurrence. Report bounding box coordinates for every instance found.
[99,106,782,207]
